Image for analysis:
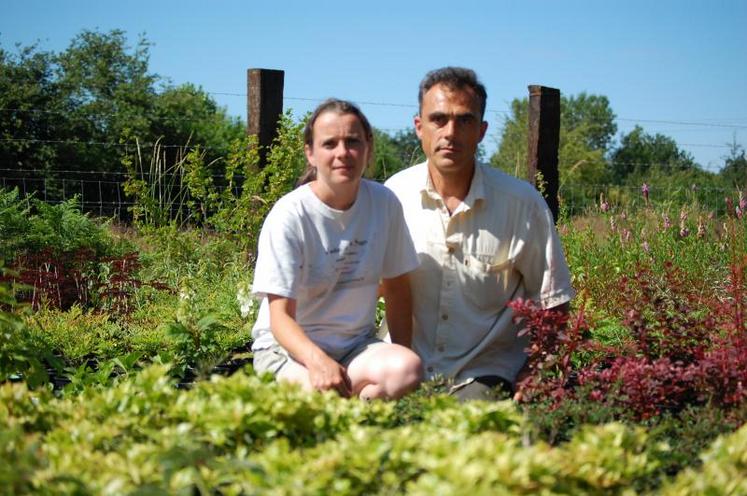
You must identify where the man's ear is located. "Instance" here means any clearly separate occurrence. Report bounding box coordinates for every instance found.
[414,115,423,140]
[478,120,488,142]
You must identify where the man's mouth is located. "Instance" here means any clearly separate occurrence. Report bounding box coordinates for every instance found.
[438,146,460,153]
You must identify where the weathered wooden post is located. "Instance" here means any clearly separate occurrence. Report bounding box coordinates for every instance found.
[527,85,561,223]
[247,68,285,167]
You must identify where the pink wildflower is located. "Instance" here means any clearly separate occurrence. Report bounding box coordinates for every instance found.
[679,226,690,238]
[642,241,650,253]
[622,228,632,243]
[609,216,617,232]
[697,218,706,238]
[641,183,650,204]
[662,214,672,230]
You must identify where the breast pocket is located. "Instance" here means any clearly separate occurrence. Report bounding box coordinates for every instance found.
[458,254,515,311]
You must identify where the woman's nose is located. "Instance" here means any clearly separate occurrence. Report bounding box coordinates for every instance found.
[335,143,352,156]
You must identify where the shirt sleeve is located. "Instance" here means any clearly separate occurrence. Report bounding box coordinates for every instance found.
[516,195,575,309]
[381,191,420,279]
[251,201,304,300]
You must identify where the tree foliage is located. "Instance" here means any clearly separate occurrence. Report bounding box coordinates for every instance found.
[0,29,243,180]
[367,128,424,182]
[610,125,699,183]
[491,93,616,210]
[720,140,747,190]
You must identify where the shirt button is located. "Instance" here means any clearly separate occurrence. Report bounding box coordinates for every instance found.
[447,246,454,254]
[427,366,434,373]
[437,345,445,352]
[441,314,448,321]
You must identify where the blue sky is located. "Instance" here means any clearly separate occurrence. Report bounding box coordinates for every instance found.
[2,0,746,170]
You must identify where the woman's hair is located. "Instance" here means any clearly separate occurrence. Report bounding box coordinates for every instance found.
[296,98,374,187]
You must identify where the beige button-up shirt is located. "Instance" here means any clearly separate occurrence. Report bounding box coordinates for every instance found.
[385,162,574,383]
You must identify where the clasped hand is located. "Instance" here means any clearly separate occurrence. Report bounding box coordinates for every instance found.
[308,351,352,397]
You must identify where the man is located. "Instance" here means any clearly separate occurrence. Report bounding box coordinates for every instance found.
[384,67,574,401]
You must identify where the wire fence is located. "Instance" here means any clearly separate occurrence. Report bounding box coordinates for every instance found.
[2,95,745,221]
[1,166,741,222]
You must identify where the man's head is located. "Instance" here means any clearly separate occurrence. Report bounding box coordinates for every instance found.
[415,67,488,178]
[418,67,487,120]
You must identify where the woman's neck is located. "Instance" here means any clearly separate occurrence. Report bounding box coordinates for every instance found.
[309,180,360,210]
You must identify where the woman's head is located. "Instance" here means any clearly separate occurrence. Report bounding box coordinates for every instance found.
[297,99,374,187]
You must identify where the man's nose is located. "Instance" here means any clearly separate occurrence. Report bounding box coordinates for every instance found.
[443,118,457,137]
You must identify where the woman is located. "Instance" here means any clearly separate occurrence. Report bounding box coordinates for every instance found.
[250,99,422,399]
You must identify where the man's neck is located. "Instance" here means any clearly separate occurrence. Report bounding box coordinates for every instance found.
[428,161,475,214]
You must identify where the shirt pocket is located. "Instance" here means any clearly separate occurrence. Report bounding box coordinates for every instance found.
[458,253,514,311]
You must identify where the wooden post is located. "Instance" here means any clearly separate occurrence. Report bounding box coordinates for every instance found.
[527,85,561,223]
[247,68,285,167]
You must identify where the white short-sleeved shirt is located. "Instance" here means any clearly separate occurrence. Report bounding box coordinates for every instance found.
[251,179,419,361]
[385,162,574,382]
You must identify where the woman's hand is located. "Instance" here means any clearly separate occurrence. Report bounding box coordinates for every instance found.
[307,349,352,397]
[268,294,352,397]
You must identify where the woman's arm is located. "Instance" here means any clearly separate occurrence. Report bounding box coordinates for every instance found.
[268,294,352,396]
[381,273,413,348]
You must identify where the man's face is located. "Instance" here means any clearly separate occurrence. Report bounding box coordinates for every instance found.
[415,83,487,177]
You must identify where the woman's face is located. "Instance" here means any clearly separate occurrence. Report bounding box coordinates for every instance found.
[304,111,370,190]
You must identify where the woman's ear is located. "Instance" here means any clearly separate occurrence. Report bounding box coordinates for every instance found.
[304,143,314,165]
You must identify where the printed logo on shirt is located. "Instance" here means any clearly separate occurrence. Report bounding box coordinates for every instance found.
[326,238,368,286]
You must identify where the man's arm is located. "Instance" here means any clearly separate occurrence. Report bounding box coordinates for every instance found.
[380,273,414,348]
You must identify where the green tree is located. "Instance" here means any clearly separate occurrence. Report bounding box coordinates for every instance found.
[0,29,244,184]
[609,126,722,208]
[491,93,616,211]
[609,125,698,183]
[150,83,244,170]
[53,30,157,173]
[720,139,746,190]
[368,128,424,182]
[0,42,60,173]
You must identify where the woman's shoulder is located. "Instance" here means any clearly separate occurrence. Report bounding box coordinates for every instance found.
[263,185,314,226]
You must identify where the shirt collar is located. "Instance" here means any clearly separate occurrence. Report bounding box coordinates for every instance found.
[420,160,487,210]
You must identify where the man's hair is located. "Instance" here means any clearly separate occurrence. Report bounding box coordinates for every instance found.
[418,67,487,119]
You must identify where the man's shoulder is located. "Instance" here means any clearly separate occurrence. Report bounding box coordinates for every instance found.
[384,162,427,195]
[478,164,545,204]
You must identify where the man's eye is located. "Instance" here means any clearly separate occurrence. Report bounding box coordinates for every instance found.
[431,115,447,126]
[458,115,476,125]
[345,138,361,147]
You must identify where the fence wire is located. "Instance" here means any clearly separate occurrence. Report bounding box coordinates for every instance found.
[1,167,741,222]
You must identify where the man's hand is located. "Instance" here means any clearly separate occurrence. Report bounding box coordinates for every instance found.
[307,349,352,397]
